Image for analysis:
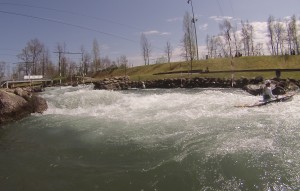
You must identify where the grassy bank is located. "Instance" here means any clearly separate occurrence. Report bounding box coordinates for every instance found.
[95,55,300,81]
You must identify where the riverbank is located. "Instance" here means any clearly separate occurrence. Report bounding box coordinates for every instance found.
[92,76,300,96]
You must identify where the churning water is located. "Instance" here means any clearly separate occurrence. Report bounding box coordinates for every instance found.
[1,85,300,191]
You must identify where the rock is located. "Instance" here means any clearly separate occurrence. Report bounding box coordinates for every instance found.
[0,88,48,124]
[243,84,262,96]
[14,87,32,101]
[0,90,31,124]
[93,76,300,96]
[93,76,130,90]
[30,95,48,113]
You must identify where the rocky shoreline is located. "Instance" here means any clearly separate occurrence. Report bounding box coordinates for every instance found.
[93,76,300,96]
[0,87,48,125]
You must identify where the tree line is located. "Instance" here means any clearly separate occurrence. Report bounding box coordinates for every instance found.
[1,13,299,82]
[140,13,300,68]
[194,14,299,59]
[0,39,129,82]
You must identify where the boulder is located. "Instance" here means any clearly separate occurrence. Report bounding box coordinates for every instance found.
[0,89,48,124]
[30,95,48,113]
[0,90,31,124]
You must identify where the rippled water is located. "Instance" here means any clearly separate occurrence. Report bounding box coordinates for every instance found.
[1,85,300,191]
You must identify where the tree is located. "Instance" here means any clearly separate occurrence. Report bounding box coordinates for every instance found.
[118,55,128,68]
[0,61,6,82]
[81,46,91,76]
[267,15,276,55]
[101,56,112,69]
[164,41,173,68]
[232,26,242,57]
[219,19,233,57]
[241,20,254,56]
[17,46,31,75]
[206,35,223,58]
[140,33,151,65]
[41,48,54,77]
[182,12,196,62]
[17,38,45,75]
[288,15,299,55]
[273,19,286,55]
[92,39,101,72]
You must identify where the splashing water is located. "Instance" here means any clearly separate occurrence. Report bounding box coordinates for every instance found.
[1,85,300,191]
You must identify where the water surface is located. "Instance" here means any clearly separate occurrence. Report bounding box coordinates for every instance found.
[1,85,300,190]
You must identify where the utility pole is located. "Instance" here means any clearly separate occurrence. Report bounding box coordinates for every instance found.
[187,0,199,60]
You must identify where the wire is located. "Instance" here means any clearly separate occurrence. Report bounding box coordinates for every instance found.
[0,2,143,31]
[0,10,139,44]
[216,0,224,17]
[228,0,235,17]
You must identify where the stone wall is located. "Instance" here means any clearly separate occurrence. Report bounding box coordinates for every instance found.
[93,76,300,95]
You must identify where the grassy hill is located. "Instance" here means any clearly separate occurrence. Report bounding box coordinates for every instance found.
[93,55,300,81]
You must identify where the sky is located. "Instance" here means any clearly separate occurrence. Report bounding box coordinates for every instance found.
[0,0,300,68]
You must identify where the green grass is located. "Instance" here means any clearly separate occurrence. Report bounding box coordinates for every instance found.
[93,55,300,81]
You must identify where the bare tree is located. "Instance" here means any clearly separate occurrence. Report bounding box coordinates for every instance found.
[41,48,54,77]
[92,39,101,72]
[182,12,196,62]
[0,61,6,81]
[241,20,254,56]
[206,35,223,58]
[118,55,128,68]
[289,15,299,55]
[68,60,77,82]
[81,46,91,76]
[18,38,46,75]
[273,19,286,55]
[181,33,189,61]
[101,56,112,69]
[164,41,173,68]
[17,47,31,75]
[267,16,276,55]
[140,33,151,65]
[219,19,233,57]
[254,43,264,55]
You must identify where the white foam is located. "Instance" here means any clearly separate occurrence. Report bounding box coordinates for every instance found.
[40,87,300,155]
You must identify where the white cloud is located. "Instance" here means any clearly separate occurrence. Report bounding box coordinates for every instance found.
[166,17,182,22]
[199,23,208,31]
[210,16,233,22]
[143,30,171,36]
[144,30,160,35]
[251,21,268,44]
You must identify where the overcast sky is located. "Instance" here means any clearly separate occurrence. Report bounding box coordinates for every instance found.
[0,0,299,66]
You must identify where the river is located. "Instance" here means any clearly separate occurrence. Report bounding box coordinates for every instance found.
[1,85,300,191]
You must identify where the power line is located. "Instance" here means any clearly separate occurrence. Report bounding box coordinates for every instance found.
[216,0,224,17]
[0,10,164,52]
[228,0,235,17]
[0,2,144,31]
[0,10,139,44]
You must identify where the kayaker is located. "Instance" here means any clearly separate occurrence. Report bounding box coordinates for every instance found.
[262,80,276,101]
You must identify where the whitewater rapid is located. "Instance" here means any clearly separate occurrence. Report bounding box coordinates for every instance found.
[40,85,300,156]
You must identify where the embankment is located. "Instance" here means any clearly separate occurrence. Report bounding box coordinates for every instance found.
[93,76,300,95]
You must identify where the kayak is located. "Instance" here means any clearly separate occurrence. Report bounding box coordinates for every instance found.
[235,92,295,108]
